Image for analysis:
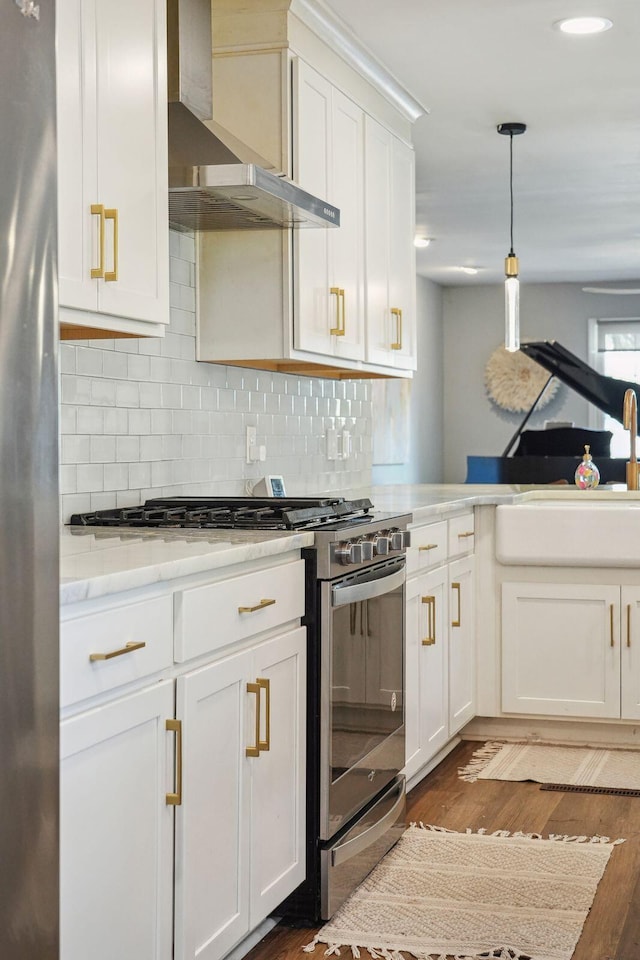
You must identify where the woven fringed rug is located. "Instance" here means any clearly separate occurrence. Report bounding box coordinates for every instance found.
[304,823,623,960]
[458,741,640,789]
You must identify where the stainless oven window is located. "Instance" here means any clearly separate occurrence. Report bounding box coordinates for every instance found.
[330,562,405,784]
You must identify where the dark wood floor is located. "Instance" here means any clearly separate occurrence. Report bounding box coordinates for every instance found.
[244,740,640,960]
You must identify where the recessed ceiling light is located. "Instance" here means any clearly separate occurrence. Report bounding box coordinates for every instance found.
[554,16,613,35]
[460,266,479,275]
[414,236,431,248]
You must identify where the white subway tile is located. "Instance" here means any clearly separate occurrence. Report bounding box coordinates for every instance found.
[128,462,151,489]
[102,351,129,379]
[140,436,163,461]
[151,409,173,434]
[138,337,162,356]
[60,405,77,435]
[59,464,77,494]
[128,354,151,381]
[90,436,116,462]
[104,463,129,491]
[91,379,117,406]
[179,233,195,262]
[77,463,104,493]
[161,383,182,408]
[76,347,103,377]
[61,375,91,405]
[170,256,191,286]
[151,460,172,486]
[61,493,91,522]
[89,492,117,512]
[115,380,140,408]
[116,436,140,462]
[59,344,77,374]
[77,406,105,435]
[128,410,152,435]
[61,435,91,464]
[104,408,129,434]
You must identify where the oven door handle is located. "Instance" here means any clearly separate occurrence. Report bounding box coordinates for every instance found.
[331,779,405,867]
[331,564,405,607]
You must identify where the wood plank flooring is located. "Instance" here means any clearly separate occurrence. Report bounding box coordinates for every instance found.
[244,740,640,960]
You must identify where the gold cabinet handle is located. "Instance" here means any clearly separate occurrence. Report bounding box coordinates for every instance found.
[458,531,474,539]
[257,677,270,752]
[390,307,402,350]
[418,543,438,552]
[238,598,276,614]
[421,595,436,646]
[90,203,105,278]
[610,603,615,647]
[451,582,461,628]
[104,207,118,281]
[627,603,632,648]
[89,640,146,662]
[330,286,345,336]
[246,681,261,757]
[165,719,183,806]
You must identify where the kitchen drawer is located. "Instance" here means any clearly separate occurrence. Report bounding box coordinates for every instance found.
[448,512,475,558]
[61,595,173,708]
[406,520,447,577]
[175,559,305,661]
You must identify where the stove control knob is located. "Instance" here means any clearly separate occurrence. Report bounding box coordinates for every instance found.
[369,533,390,556]
[357,538,374,561]
[335,540,363,565]
[389,528,404,551]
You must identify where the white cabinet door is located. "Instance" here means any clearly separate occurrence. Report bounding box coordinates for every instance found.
[94,0,169,325]
[448,555,476,734]
[388,135,416,369]
[502,582,620,718]
[293,61,364,361]
[364,116,416,369]
[175,649,252,960]
[621,586,640,720]
[60,681,174,960]
[250,627,306,923]
[57,0,169,331]
[175,628,306,960]
[404,566,449,780]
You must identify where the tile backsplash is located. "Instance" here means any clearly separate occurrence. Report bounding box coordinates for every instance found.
[59,230,373,521]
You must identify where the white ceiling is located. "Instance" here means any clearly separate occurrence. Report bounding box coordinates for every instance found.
[324,0,640,287]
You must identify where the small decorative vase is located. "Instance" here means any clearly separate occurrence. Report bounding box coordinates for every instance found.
[574,444,600,489]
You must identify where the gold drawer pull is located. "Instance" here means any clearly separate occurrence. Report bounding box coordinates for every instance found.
[90,203,105,278]
[246,681,261,757]
[458,531,474,539]
[451,582,461,628]
[104,207,118,281]
[418,543,438,552]
[421,595,436,646]
[257,677,270,752]
[238,598,276,614]
[330,286,345,336]
[165,719,183,805]
[89,641,146,662]
[610,603,615,648]
[390,306,402,350]
[627,603,632,648]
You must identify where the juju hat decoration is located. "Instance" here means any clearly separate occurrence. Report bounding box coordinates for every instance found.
[484,342,559,413]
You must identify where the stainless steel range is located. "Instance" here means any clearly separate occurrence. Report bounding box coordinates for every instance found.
[70,495,411,920]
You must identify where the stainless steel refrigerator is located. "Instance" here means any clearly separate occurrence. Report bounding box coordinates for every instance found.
[0,1,59,957]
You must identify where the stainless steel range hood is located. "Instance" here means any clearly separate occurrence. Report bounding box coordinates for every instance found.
[167,0,340,231]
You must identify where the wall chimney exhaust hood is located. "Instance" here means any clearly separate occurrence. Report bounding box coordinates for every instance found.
[167,0,340,231]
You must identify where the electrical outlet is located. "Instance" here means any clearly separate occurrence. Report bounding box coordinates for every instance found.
[246,425,257,463]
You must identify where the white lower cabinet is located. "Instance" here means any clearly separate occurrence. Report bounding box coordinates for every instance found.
[403,516,476,783]
[60,556,306,960]
[174,627,306,960]
[60,681,175,960]
[502,581,640,720]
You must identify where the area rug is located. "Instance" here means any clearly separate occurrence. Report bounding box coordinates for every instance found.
[458,741,640,789]
[304,823,622,960]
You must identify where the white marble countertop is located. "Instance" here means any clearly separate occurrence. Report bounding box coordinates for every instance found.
[61,482,640,604]
[60,526,315,605]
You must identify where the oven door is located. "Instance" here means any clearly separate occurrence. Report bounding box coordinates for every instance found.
[320,558,405,840]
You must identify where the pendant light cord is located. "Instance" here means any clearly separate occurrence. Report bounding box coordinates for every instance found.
[509,132,515,257]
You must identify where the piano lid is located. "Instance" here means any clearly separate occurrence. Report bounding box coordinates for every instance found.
[520,340,639,426]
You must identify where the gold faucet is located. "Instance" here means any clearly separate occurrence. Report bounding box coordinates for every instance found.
[623,388,639,490]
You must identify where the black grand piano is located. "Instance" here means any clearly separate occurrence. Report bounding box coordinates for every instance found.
[466,340,638,484]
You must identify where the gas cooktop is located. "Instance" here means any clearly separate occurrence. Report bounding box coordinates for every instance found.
[69,496,374,532]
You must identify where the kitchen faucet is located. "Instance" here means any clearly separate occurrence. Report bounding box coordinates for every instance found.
[623,388,639,490]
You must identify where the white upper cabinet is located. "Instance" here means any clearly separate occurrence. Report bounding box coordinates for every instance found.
[197,1,425,378]
[56,0,169,338]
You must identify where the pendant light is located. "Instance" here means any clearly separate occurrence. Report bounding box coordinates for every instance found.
[497,122,526,351]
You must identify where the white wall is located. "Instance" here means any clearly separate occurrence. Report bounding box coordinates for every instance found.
[59,230,373,521]
[442,282,640,482]
[373,276,444,484]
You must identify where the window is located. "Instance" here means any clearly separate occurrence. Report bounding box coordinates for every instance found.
[590,318,640,457]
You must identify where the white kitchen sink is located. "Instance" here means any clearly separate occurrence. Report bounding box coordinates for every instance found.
[496,501,640,567]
